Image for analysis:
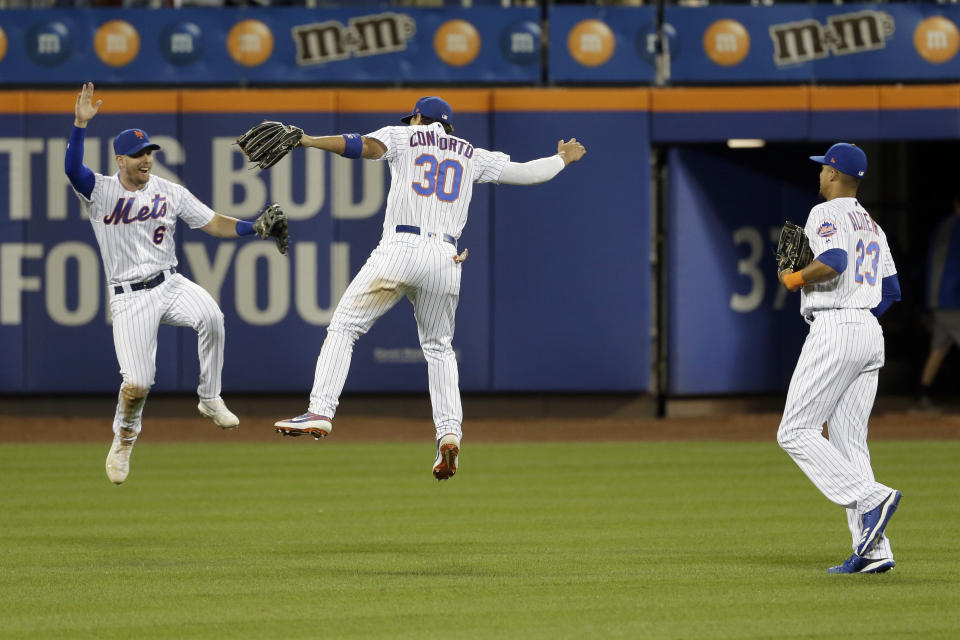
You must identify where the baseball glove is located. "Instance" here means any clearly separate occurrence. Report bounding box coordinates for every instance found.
[236,121,304,170]
[775,221,814,274]
[253,203,289,255]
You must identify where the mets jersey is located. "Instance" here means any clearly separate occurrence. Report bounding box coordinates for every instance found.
[76,173,215,285]
[800,197,897,317]
[365,122,509,239]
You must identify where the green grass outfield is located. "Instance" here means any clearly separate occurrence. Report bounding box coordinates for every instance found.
[1,441,958,639]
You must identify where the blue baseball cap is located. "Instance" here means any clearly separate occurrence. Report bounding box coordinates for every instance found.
[401,96,454,132]
[810,142,867,178]
[113,128,161,156]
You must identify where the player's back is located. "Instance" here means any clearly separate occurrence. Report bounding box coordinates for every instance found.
[367,122,507,239]
[801,197,896,314]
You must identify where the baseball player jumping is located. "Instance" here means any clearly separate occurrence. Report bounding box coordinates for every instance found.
[243,96,585,480]
[776,143,903,573]
[67,83,288,484]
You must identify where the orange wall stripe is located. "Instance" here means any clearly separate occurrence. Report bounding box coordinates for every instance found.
[25,89,181,114]
[0,92,24,113]
[336,89,492,113]
[4,86,960,114]
[652,87,809,112]
[181,89,336,112]
[810,86,880,111]
[494,88,650,111]
[880,84,960,110]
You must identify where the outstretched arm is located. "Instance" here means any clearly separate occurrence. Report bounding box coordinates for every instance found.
[202,206,289,255]
[299,134,387,159]
[65,82,101,199]
[201,213,248,238]
[497,138,586,185]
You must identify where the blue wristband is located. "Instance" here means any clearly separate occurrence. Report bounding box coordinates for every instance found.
[236,220,256,236]
[342,133,363,159]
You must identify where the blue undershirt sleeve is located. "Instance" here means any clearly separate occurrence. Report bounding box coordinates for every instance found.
[64,125,95,199]
[816,248,847,274]
[871,274,902,318]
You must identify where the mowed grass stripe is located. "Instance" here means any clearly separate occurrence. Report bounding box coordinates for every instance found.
[0,442,957,639]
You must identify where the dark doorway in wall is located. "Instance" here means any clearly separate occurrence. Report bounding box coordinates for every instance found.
[669,140,959,398]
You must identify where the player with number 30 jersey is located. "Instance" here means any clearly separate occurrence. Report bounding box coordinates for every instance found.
[272,96,586,480]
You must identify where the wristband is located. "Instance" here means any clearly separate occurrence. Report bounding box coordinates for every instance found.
[783,270,806,291]
[342,133,363,159]
[236,220,256,236]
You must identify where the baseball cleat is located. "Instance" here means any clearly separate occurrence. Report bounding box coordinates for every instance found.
[105,430,137,485]
[275,413,332,439]
[432,433,460,481]
[856,490,902,556]
[198,397,239,430]
[827,553,895,574]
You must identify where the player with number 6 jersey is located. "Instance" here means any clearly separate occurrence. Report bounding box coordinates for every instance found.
[269,96,586,480]
[776,143,903,574]
[67,82,288,485]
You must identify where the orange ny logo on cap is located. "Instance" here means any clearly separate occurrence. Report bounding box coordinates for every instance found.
[134,130,144,139]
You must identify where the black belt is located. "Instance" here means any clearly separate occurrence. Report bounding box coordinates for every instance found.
[395,225,456,246]
[113,268,175,295]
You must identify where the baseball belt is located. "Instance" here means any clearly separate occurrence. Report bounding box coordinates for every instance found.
[395,225,456,247]
[113,268,176,295]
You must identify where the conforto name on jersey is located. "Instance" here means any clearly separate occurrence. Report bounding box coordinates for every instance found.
[408,130,474,159]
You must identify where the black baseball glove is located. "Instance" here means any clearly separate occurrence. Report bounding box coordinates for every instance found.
[253,203,289,255]
[236,121,304,170]
[775,221,814,274]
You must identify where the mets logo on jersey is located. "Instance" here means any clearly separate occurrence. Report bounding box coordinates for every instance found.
[817,220,838,238]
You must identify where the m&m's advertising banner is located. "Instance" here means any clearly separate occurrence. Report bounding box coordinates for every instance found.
[663,4,960,83]
[4,5,960,86]
[549,4,960,84]
[0,7,540,85]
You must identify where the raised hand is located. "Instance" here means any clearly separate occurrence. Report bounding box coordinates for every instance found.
[74,82,102,128]
[557,138,586,165]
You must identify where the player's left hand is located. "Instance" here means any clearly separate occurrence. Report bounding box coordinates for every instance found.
[557,138,586,165]
[74,82,102,127]
[453,248,468,264]
[253,203,290,255]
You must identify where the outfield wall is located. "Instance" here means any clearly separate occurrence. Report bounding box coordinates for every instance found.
[0,86,956,394]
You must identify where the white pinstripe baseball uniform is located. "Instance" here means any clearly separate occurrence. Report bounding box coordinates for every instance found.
[76,171,225,437]
[274,96,583,481]
[777,197,898,561]
[307,122,509,441]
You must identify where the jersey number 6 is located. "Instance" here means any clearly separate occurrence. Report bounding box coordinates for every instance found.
[854,239,880,285]
[412,154,463,203]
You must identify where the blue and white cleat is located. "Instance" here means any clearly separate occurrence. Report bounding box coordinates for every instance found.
[827,553,895,574]
[856,490,902,556]
[274,413,332,440]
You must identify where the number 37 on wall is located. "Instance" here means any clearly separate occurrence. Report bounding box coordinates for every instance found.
[729,226,789,313]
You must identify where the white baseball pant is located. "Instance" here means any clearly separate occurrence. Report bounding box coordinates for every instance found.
[777,309,894,559]
[110,273,225,437]
[308,234,463,440]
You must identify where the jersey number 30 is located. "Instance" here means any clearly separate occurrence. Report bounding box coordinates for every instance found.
[412,154,463,203]
[854,239,880,285]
